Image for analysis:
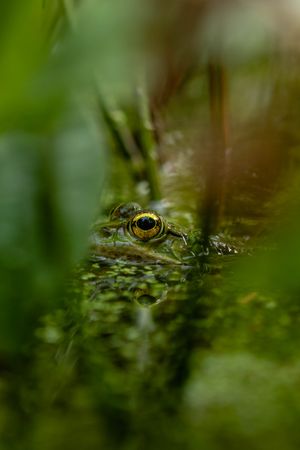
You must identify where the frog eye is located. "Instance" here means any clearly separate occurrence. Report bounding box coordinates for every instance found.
[128,211,165,241]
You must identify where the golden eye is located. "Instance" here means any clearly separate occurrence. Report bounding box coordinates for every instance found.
[128,212,164,241]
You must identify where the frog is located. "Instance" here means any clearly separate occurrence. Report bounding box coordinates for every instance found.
[89,202,238,266]
[89,202,192,265]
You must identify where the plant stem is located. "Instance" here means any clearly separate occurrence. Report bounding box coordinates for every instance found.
[201,59,230,242]
[136,81,162,201]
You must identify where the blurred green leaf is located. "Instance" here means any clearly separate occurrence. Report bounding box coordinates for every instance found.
[0,106,104,353]
[0,1,47,127]
[49,0,147,101]
[185,353,300,450]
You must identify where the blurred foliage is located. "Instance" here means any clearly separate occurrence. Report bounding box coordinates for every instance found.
[0,0,111,354]
[3,1,300,450]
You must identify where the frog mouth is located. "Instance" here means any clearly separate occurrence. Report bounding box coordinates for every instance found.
[89,240,192,266]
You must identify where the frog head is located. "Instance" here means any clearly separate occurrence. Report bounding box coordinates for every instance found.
[89,202,194,265]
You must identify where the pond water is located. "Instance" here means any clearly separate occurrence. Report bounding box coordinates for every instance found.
[18,168,300,450]
[2,181,300,450]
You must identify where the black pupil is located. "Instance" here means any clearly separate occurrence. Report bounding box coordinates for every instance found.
[136,216,156,231]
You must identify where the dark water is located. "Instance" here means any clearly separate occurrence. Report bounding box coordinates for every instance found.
[78,263,218,447]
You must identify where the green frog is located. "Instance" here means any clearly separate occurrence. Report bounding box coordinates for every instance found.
[89,202,238,265]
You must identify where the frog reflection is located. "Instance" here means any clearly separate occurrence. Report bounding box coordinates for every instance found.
[86,260,184,309]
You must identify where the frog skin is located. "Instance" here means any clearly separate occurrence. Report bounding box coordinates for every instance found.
[89,202,193,265]
[89,202,238,265]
